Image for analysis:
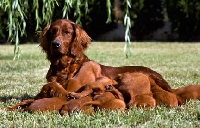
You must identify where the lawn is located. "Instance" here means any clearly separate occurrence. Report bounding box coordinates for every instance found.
[0,42,200,127]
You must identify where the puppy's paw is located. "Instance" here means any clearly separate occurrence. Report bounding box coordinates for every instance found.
[66,92,80,100]
[105,85,113,90]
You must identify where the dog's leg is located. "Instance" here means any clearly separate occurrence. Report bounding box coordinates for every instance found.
[5,99,34,112]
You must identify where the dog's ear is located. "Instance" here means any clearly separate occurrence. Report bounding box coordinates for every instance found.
[70,23,91,57]
[39,24,51,59]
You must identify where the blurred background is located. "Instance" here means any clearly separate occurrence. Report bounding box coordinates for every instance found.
[0,0,200,44]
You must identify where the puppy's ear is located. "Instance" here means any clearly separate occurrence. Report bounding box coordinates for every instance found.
[39,24,51,59]
[114,74,123,81]
[112,80,118,85]
[71,23,91,57]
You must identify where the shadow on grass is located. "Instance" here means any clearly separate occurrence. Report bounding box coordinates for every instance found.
[0,93,34,102]
[0,55,14,60]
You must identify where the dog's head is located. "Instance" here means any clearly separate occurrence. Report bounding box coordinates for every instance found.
[40,19,91,60]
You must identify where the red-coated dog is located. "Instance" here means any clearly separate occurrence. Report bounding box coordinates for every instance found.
[39,19,173,95]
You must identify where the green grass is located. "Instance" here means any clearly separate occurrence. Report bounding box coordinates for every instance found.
[0,42,200,127]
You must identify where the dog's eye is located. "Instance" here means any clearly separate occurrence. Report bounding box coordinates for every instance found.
[64,31,69,34]
[49,29,55,35]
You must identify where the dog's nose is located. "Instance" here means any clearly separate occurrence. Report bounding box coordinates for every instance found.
[52,40,61,48]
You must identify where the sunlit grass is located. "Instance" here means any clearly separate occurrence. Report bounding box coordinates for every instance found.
[0,42,200,127]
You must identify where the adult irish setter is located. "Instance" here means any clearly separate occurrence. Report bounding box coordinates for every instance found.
[40,19,173,94]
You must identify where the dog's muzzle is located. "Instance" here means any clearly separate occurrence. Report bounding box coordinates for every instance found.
[52,40,61,48]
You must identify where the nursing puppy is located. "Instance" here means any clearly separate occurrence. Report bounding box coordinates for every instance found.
[114,72,152,107]
[63,60,102,92]
[25,96,68,113]
[67,76,118,99]
[59,96,94,115]
[35,81,68,99]
[5,82,66,112]
[5,99,35,112]
[149,76,178,107]
[173,84,200,103]
[80,84,126,111]
[66,76,125,111]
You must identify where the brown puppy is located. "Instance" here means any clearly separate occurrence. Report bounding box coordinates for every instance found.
[5,99,35,112]
[6,82,68,111]
[79,85,126,112]
[173,84,200,103]
[63,60,102,92]
[114,72,152,107]
[40,19,172,95]
[149,76,178,107]
[59,96,93,115]
[61,77,123,113]
[35,81,68,99]
[24,96,68,113]
[67,76,118,99]
[6,97,68,113]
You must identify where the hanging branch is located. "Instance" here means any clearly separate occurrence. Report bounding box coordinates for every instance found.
[0,0,133,59]
[124,0,132,58]
[106,0,112,23]
[62,0,73,19]
[9,0,27,60]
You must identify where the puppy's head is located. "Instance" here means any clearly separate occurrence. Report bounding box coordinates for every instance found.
[92,77,118,95]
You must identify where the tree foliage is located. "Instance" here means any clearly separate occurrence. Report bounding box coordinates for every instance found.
[166,0,200,41]
[0,0,129,59]
[131,0,164,40]
[0,0,200,59]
